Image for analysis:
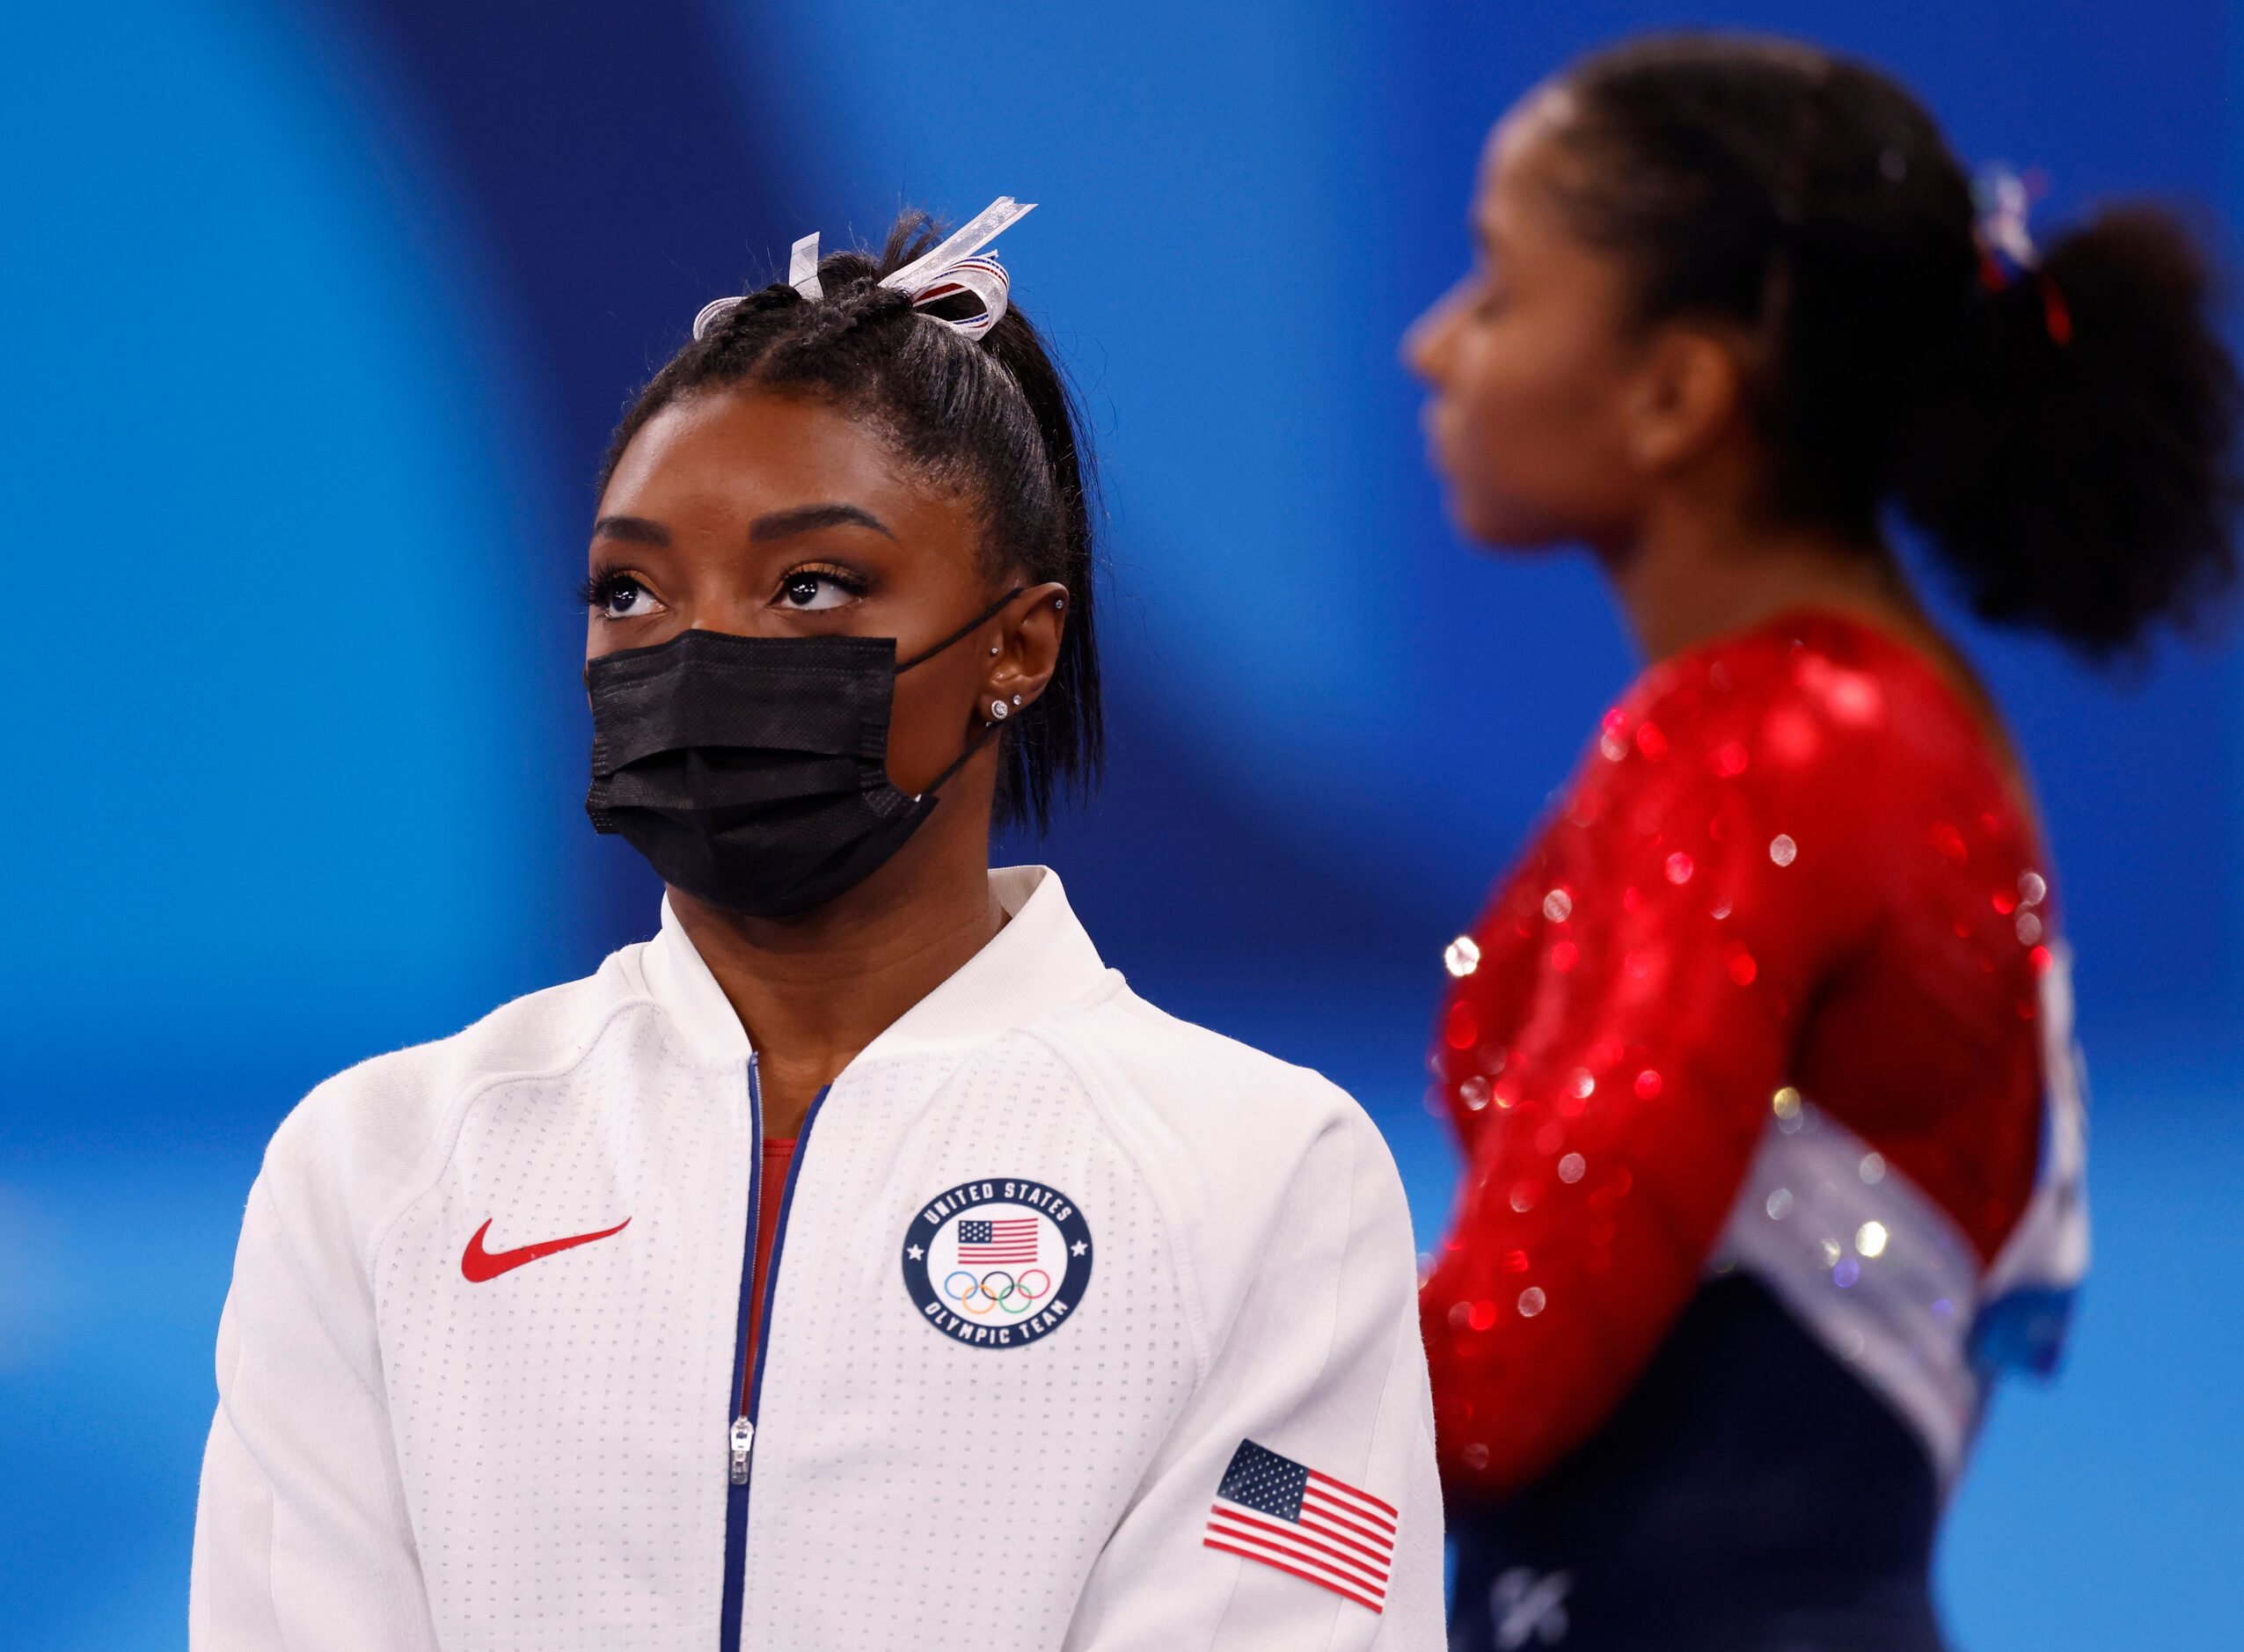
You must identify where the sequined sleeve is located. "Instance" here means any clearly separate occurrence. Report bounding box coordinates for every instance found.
[1420,642,1894,1499]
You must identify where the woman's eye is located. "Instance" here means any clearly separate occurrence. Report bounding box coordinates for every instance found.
[588,574,662,620]
[778,571,859,611]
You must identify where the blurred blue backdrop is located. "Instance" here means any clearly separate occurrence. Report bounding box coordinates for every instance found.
[4,2,2239,1646]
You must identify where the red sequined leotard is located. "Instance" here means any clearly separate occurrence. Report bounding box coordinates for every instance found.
[1422,610,2055,1506]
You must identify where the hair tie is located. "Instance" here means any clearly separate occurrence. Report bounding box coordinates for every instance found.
[1973,164,2070,347]
[690,196,1035,344]
[1974,164,2041,288]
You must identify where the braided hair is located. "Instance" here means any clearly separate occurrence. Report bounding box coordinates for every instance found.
[602,212,1102,831]
[1543,33,2240,656]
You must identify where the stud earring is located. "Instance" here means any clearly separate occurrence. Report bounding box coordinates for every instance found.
[989,644,1000,655]
[1012,694,1023,707]
[989,699,1010,721]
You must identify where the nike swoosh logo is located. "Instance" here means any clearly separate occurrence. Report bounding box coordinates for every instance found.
[461,1216,632,1283]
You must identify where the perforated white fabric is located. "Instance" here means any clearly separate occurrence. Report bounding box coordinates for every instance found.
[376,1001,746,1649]
[191,869,1443,1651]
[745,1034,1192,1646]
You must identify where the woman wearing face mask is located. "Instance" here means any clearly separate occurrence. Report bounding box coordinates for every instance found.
[1405,37,2238,1652]
[192,202,1443,1652]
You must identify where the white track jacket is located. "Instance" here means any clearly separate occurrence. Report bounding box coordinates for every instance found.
[192,867,1444,1649]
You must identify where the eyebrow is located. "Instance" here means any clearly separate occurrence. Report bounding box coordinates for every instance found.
[749,503,896,543]
[590,515,670,546]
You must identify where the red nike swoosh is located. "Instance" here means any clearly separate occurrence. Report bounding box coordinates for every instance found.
[461,1216,631,1283]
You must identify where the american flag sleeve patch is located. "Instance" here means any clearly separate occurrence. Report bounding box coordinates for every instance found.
[1202,1438,1396,1613]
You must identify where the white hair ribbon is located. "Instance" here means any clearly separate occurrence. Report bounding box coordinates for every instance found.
[897,252,1013,340]
[881,196,1034,342]
[690,293,741,340]
[690,197,1034,344]
[690,232,825,340]
[787,231,824,300]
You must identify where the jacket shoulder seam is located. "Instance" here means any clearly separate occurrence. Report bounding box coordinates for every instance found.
[360,993,669,1270]
[1015,1021,1217,1385]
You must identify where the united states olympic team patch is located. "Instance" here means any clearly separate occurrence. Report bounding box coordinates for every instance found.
[901,1178,1093,1349]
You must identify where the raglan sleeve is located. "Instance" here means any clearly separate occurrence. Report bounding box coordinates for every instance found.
[1419,661,1888,1499]
[190,1111,440,1652]
[1062,1097,1444,1652]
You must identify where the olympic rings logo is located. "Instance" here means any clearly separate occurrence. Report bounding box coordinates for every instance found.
[943,1267,1054,1317]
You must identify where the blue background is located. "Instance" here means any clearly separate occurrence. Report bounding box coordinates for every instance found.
[4,2,2239,1645]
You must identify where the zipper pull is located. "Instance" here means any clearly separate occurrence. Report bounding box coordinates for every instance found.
[729,1414,755,1485]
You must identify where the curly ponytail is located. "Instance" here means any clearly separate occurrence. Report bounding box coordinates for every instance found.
[1904,208,2240,651]
[1548,32,2241,657]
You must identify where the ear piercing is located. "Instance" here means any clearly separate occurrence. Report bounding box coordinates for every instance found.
[989,698,1010,720]
[989,644,1000,655]
[1012,694,1022,706]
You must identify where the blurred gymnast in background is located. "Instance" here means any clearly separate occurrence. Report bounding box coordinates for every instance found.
[1405,33,2239,1652]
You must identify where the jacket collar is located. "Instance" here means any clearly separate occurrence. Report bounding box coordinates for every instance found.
[636,866,1114,1070]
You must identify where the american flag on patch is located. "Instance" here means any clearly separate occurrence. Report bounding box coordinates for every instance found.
[1203,1438,1396,1613]
[957,1217,1039,1264]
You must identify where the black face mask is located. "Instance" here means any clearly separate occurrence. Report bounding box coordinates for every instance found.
[584,589,1021,917]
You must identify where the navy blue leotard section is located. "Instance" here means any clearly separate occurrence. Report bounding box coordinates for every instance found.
[1447,1275,1948,1652]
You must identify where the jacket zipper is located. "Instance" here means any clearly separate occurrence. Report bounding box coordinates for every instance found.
[718,1056,830,1652]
